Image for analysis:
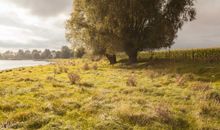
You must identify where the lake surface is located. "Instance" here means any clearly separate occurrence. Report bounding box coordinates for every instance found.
[0,60,50,71]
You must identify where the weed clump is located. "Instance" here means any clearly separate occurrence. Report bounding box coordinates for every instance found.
[126,76,137,87]
[68,73,80,85]
[82,63,90,70]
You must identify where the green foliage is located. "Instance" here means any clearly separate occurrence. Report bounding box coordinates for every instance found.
[75,47,86,58]
[60,46,73,59]
[41,49,52,59]
[141,48,220,62]
[31,50,41,60]
[66,0,196,62]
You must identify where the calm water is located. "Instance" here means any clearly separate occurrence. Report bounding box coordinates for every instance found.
[0,60,50,71]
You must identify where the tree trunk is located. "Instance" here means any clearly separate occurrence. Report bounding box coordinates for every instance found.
[105,54,117,64]
[127,50,138,63]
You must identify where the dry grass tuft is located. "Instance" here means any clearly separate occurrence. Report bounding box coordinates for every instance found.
[68,73,80,85]
[191,82,212,91]
[126,76,137,87]
[154,104,171,123]
[82,63,90,70]
[93,63,98,70]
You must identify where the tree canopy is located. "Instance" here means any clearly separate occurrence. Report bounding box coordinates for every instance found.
[66,0,196,63]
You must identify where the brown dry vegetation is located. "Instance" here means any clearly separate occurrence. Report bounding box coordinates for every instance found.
[0,55,220,129]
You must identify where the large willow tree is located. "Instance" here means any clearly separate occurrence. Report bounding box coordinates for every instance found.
[66,0,196,63]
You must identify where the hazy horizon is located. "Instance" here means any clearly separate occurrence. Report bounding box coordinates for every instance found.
[0,0,219,51]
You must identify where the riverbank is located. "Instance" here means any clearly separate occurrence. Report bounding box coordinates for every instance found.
[0,60,50,71]
[0,58,220,129]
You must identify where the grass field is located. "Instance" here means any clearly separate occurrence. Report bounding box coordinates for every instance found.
[0,53,220,129]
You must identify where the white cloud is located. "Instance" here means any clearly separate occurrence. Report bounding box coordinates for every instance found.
[0,0,72,51]
[0,0,219,51]
[6,0,72,17]
[174,0,220,49]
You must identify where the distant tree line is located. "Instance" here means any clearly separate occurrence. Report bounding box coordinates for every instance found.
[0,46,85,60]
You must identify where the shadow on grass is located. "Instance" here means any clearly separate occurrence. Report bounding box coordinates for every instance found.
[116,58,220,82]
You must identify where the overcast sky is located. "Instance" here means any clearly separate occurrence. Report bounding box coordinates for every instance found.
[0,0,219,52]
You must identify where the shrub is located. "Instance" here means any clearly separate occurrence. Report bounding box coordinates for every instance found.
[126,76,137,87]
[68,73,80,85]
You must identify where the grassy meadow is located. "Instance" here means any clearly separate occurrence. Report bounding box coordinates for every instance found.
[0,52,220,129]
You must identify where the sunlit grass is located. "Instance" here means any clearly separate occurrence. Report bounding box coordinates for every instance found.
[0,56,220,129]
